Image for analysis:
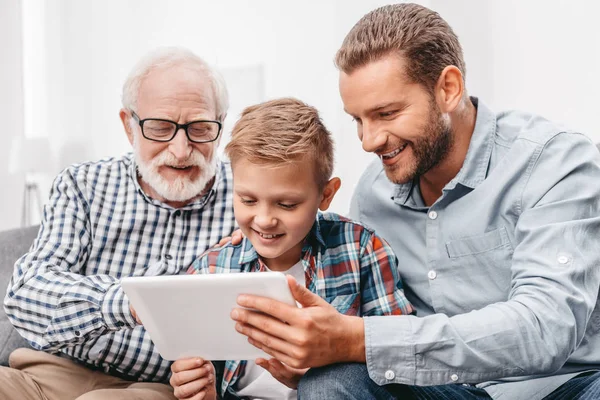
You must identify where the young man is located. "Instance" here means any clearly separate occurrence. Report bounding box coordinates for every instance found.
[168,98,413,400]
[227,4,600,400]
[0,47,236,400]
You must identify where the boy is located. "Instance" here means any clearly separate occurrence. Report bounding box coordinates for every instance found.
[171,98,413,400]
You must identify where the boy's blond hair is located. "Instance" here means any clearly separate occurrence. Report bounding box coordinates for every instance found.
[225,98,334,190]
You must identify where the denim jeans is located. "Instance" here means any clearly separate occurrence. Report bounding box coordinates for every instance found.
[297,363,600,400]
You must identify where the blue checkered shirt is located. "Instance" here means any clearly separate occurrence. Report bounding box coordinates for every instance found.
[4,153,236,383]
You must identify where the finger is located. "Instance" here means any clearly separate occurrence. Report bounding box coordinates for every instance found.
[246,334,307,369]
[286,275,329,308]
[171,358,206,373]
[234,294,300,325]
[216,236,231,247]
[189,389,211,400]
[266,358,295,380]
[170,365,212,388]
[172,376,214,399]
[232,309,295,344]
[231,229,244,245]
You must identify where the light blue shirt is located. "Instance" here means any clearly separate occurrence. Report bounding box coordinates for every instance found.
[350,98,600,399]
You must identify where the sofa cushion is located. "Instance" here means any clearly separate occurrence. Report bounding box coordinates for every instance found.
[0,225,39,366]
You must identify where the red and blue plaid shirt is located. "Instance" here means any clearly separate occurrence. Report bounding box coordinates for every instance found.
[187,212,414,398]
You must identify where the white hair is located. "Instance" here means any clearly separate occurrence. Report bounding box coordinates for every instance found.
[121,47,229,121]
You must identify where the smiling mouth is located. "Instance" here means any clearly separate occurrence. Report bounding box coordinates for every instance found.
[254,230,284,239]
[167,165,193,170]
[380,143,408,160]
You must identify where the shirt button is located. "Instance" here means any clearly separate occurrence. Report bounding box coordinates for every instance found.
[74,330,81,337]
[428,211,438,220]
[428,270,437,280]
[165,254,173,260]
[557,255,569,264]
[384,370,395,380]
[451,374,459,382]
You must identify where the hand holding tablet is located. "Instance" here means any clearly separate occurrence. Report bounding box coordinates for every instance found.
[121,272,296,360]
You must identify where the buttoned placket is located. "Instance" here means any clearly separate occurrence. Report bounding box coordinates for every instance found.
[161,209,184,274]
[426,206,442,313]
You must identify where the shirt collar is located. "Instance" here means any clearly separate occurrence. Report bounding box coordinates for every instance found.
[451,97,496,189]
[392,97,496,204]
[237,214,327,265]
[126,152,223,211]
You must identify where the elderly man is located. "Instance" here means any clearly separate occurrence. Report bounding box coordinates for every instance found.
[227,4,600,400]
[0,47,235,400]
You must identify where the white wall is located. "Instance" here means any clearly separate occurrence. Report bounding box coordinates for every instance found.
[0,1,25,230]
[17,0,420,223]
[4,0,599,231]
[434,0,600,143]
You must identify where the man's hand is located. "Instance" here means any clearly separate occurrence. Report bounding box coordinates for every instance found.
[170,358,217,400]
[256,357,308,389]
[129,304,142,325]
[231,275,366,369]
[216,229,243,247]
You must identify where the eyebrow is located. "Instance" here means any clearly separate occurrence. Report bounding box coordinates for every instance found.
[365,102,401,114]
[235,188,305,200]
[344,101,404,117]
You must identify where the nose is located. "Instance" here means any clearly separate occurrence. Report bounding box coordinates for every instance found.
[168,128,193,160]
[254,206,277,230]
[360,121,387,153]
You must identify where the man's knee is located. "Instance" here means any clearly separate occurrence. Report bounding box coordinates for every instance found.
[298,363,391,400]
[8,347,36,368]
[0,365,44,400]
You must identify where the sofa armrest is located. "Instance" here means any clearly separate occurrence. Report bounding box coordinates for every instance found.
[0,225,40,366]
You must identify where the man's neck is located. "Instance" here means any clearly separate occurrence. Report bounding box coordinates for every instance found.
[419,98,477,207]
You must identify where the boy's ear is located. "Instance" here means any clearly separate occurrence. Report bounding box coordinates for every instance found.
[319,177,341,211]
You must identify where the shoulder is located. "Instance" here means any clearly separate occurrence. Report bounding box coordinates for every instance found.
[50,154,133,201]
[353,157,387,196]
[189,239,246,273]
[317,212,376,246]
[55,154,132,188]
[495,109,586,148]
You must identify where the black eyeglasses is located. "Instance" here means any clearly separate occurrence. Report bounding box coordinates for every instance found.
[131,111,222,143]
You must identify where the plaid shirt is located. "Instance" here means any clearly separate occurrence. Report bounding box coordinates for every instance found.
[4,153,236,383]
[188,212,414,398]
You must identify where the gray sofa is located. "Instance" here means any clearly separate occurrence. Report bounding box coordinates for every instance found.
[0,225,38,366]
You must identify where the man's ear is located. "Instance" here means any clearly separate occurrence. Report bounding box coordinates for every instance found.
[435,65,464,114]
[120,108,134,145]
[319,177,341,211]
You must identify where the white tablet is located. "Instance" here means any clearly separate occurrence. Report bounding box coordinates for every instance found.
[121,272,296,361]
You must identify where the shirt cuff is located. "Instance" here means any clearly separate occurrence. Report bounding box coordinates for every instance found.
[101,283,136,330]
[365,315,416,385]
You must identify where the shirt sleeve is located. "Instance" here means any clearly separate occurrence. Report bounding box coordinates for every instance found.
[364,133,600,385]
[3,168,137,352]
[359,230,414,317]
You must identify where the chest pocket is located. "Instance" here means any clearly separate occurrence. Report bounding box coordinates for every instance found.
[324,293,361,316]
[444,227,513,310]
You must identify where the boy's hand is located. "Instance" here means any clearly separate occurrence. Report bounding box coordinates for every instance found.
[129,305,142,325]
[170,358,217,400]
[216,229,244,247]
[256,357,308,389]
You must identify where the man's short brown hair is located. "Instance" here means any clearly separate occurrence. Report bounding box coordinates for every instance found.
[335,3,466,94]
[225,98,334,190]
